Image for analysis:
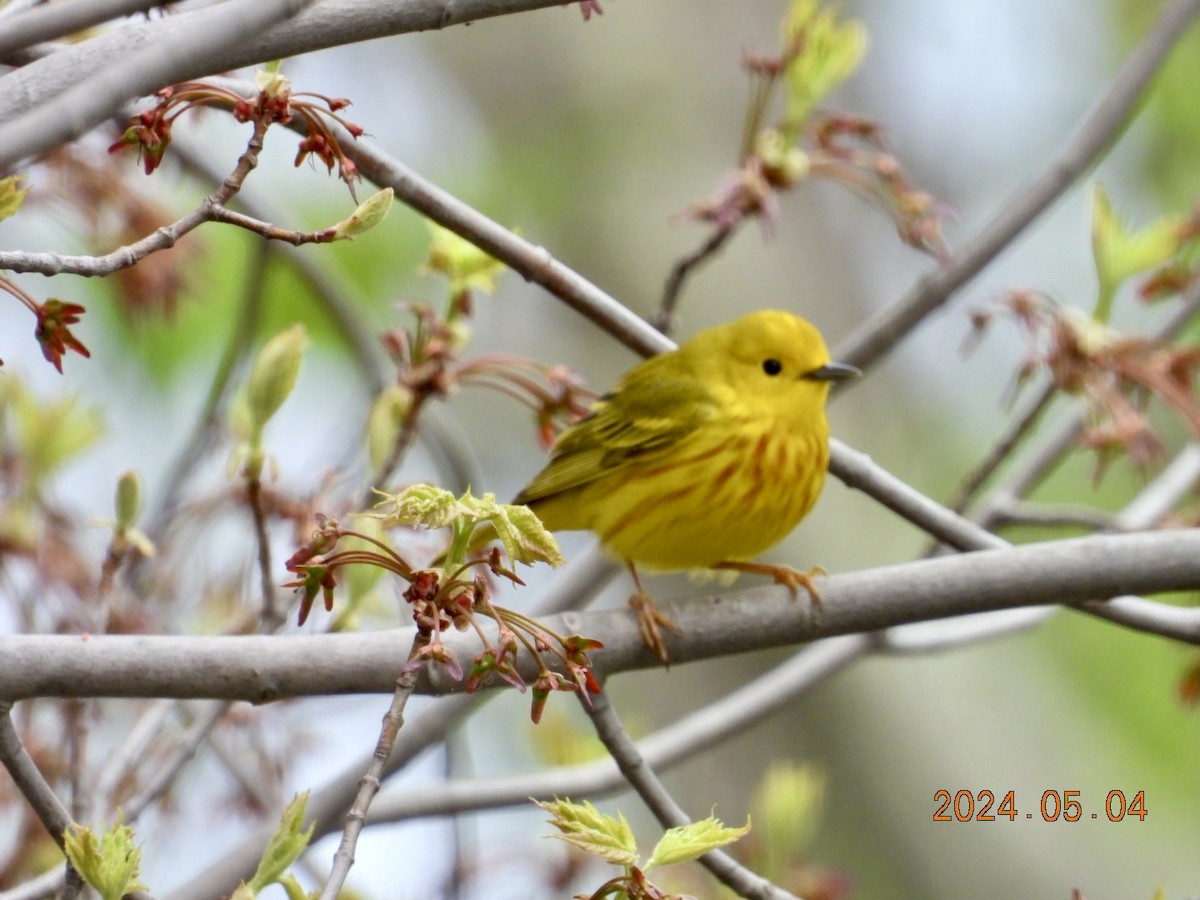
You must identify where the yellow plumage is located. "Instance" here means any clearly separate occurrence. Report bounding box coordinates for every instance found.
[515,309,857,660]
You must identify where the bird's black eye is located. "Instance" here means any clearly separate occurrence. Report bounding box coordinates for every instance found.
[762,358,783,376]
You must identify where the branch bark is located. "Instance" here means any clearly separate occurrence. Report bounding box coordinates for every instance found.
[0,0,569,170]
[2,529,1199,703]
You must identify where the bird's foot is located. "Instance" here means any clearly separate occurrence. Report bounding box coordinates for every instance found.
[628,591,680,664]
[712,561,827,604]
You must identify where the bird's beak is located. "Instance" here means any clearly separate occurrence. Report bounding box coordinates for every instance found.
[803,361,861,382]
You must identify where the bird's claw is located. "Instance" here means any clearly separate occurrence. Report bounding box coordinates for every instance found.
[768,564,826,604]
[628,591,679,664]
[712,561,826,603]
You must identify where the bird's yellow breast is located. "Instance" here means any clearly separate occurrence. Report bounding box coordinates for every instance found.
[528,415,829,570]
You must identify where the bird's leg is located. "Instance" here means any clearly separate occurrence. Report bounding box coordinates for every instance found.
[625,562,679,663]
[711,561,827,604]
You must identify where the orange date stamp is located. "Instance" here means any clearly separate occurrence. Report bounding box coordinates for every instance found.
[933,789,1147,823]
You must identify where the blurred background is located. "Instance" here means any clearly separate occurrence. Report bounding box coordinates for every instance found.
[2,1,1199,897]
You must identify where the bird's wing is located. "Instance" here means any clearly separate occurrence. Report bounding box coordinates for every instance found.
[514,375,717,503]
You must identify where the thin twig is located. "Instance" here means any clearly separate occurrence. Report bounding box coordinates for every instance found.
[119,702,232,821]
[950,381,1057,513]
[583,690,801,900]
[203,204,340,244]
[0,866,68,900]
[985,500,1119,531]
[971,282,1200,530]
[137,238,271,553]
[246,477,280,627]
[0,704,86,897]
[654,226,736,333]
[0,705,72,846]
[318,638,423,900]
[0,118,272,277]
[91,699,175,814]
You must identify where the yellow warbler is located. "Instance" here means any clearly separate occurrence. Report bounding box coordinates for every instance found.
[514,309,858,660]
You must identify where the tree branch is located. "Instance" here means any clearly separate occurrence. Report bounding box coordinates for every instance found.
[0,0,164,58]
[0,0,316,171]
[584,690,800,900]
[319,644,422,900]
[0,0,570,170]
[3,530,1200,703]
[0,705,73,846]
[168,690,488,900]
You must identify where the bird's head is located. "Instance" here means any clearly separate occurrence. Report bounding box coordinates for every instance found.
[690,309,860,421]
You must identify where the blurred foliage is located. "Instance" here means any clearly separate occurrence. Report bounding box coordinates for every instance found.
[93,190,432,384]
[1115,0,1200,202]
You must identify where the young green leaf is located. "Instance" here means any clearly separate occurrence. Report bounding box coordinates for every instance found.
[783,0,868,126]
[63,821,148,900]
[369,484,472,529]
[333,187,394,240]
[0,175,27,222]
[643,814,751,871]
[365,384,413,471]
[423,222,508,295]
[253,67,290,99]
[1091,183,1188,322]
[245,323,309,437]
[535,797,639,867]
[245,792,315,892]
[468,494,566,567]
[753,761,823,851]
[11,380,103,486]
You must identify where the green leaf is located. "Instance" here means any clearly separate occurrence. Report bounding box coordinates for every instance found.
[63,821,148,900]
[751,761,824,877]
[365,384,413,472]
[1091,183,1188,322]
[0,174,27,222]
[114,470,142,531]
[244,323,309,438]
[253,67,289,98]
[783,0,868,125]
[246,792,315,892]
[467,494,566,567]
[10,380,103,487]
[535,797,639,867]
[754,128,810,184]
[643,814,751,871]
[423,222,508,295]
[124,527,157,558]
[369,484,472,529]
[333,188,394,240]
[276,873,313,900]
